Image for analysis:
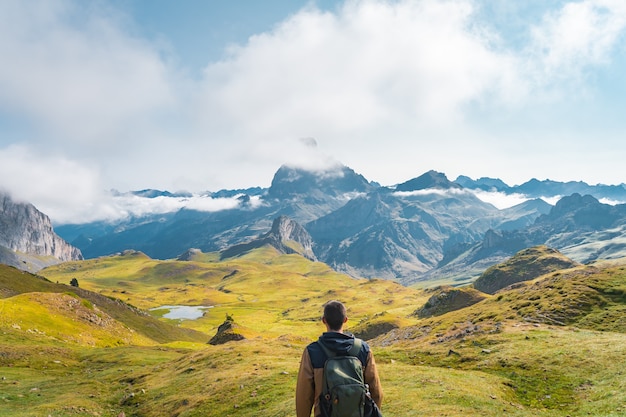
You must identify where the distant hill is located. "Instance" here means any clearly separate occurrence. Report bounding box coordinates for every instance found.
[413,285,487,317]
[468,257,626,331]
[455,175,509,192]
[473,245,580,294]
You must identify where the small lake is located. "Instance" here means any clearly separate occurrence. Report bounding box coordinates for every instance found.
[150,305,213,320]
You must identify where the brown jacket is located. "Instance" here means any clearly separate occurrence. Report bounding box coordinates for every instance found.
[295,335,383,417]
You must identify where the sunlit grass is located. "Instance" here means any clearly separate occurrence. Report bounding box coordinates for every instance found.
[0,248,623,416]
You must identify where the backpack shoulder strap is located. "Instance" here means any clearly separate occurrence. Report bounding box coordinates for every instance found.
[348,338,362,357]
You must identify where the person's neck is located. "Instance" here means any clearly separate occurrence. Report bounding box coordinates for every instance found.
[326,328,344,333]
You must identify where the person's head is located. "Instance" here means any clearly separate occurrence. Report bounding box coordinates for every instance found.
[322,300,347,332]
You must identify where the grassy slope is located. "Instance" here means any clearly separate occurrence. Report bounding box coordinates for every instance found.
[375,259,626,416]
[0,263,207,345]
[413,285,488,318]
[473,245,581,294]
[42,248,426,340]
[0,248,624,416]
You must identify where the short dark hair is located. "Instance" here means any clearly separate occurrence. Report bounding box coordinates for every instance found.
[323,300,347,331]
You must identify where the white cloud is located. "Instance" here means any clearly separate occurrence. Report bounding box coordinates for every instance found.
[539,196,563,206]
[0,144,112,223]
[200,0,520,135]
[0,0,177,149]
[527,0,626,85]
[2,0,626,223]
[0,144,264,224]
[599,197,625,206]
[105,193,264,221]
[393,188,537,210]
[471,190,531,209]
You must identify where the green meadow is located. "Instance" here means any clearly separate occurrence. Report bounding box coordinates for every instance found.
[1,247,625,416]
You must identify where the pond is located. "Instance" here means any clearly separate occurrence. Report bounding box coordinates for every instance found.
[149,305,213,320]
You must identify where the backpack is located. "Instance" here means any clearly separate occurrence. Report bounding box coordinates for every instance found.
[317,338,369,417]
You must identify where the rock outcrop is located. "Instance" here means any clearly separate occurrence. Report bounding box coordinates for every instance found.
[208,315,245,345]
[220,216,317,261]
[177,248,202,261]
[266,215,316,259]
[0,192,83,271]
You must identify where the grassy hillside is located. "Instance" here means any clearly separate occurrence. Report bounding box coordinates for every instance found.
[413,285,488,318]
[0,246,624,416]
[473,245,580,294]
[42,248,426,340]
[374,259,626,416]
[0,263,206,345]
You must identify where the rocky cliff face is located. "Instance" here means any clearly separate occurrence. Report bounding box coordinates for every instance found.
[220,216,317,261]
[0,192,83,268]
[267,215,316,259]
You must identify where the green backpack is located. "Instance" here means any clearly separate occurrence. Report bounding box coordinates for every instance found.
[318,338,367,417]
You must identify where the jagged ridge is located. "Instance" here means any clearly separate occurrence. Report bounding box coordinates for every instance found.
[220,215,316,261]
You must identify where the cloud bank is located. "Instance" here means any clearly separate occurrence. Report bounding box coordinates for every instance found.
[1,0,626,223]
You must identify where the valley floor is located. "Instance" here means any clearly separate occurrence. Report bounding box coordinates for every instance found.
[2,251,625,416]
[3,323,625,416]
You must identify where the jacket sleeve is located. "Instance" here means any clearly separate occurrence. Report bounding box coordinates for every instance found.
[364,350,383,408]
[296,347,315,417]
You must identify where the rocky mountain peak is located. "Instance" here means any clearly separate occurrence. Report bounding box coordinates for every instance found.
[454,175,509,192]
[395,170,462,192]
[269,215,307,242]
[537,193,624,230]
[177,248,202,261]
[264,216,317,261]
[267,164,372,199]
[551,193,600,215]
[220,216,316,261]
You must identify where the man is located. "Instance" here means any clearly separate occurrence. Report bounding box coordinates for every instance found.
[296,300,383,417]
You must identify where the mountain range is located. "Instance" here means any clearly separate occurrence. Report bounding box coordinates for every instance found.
[2,163,626,285]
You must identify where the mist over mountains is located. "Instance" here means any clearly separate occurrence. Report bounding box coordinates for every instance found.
[1,162,625,283]
[33,163,623,285]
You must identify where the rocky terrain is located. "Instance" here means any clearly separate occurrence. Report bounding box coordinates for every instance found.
[0,192,82,271]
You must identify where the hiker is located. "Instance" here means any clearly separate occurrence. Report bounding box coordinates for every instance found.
[296,300,383,417]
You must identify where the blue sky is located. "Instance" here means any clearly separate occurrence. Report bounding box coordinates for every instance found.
[1,0,626,223]
[110,0,343,70]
